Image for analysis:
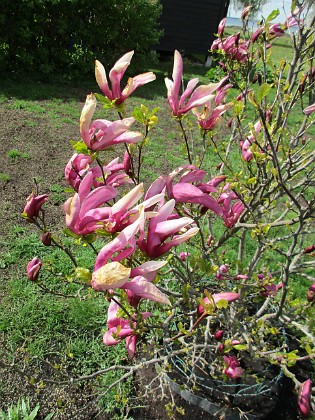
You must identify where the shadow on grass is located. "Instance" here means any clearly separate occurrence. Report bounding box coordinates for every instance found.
[0,59,210,102]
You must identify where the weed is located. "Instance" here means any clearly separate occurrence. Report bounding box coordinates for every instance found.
[0,173,10,182]
[6,149,30,160]
[49,184,66,205]
[9,100,46,114]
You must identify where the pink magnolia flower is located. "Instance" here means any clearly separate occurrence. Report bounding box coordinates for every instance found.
[80,94,143,151]
[239,120,262,162]
[192,101,232,131]
[103,300,152,358]
[23,192,48,222]
[304,103,315,115]
[216,264,229,280]
[218,18,226,37]
[198,292,240,315]
[269,23,285,38]
[212,34,249,62]
[218,189,244,228]
[284,15,304,29]
[165,50,222,117]
[145,165,225,216]
[138,198,199,258]
[179,252,190,261]
[95,51,156,105]
[252,27,263,43]
[63,171,117,236]
[126,260,169,307]
[27,257,42,282]
[65,154,131,191]
[298,379,312,418]
[223,355,244,379]
[241,6,251,19]
[92,246,171,306]
[65,153,92,190]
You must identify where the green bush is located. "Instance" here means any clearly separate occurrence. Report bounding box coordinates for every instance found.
[0,0,162,78]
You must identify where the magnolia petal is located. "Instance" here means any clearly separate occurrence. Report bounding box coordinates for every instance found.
[64,194,81,231]
[122,72,156,99]
[112,183,144,215]
[95,60,112,99]
[179,78,199,108]
[126,334,137,358]
[80,185,117,215]
[172,50,183,103]
[172,183,222,215]
[124,277,171,305]
[103,329,121,346]
[92,261,131,291]
[94,217,140,269]
[155,217,194,237]
[80,94,97,146]
[157,227,199,256]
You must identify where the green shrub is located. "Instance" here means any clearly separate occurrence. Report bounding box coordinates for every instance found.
[0,0,162,78]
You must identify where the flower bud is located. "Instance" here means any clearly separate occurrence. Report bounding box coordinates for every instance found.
[123,151,133,177]
[241,5,251,19]
[23,193,48,222]
[306,283,315,303]
[41,231,52,246]
[214,330,224,341]
[298,379,312,418]
[27,257,42,282]
[179,252,190,261]
[303,244,315,254]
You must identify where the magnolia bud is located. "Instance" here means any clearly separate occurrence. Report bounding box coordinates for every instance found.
[303,244,315,254]
[27,257,42,282]
[214,330,224,341]
[306,283,315,303]
[41,231,52,246]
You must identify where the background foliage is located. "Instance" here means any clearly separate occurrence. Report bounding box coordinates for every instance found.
[0,0,162,78]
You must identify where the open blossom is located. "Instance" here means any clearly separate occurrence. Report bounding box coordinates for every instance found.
[95,51,156,105]
[103,300,151,358]
[138,199,199,258]
[23,192,48,222]
[63,171,117,236]
[80,94,143,151]
[218,188,244,228]
[165,50,222,117]
[26,257,42,282]
[192,100,232,131]
[223,355,244,379]
[211,33,250,62]
[298,379,312,418]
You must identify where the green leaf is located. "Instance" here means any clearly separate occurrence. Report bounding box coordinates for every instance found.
[216,299,228,309]
[70,140,90,155]
[266,9,280,24]
[94,93,113,107]
[233,344,247,351]
[257,83,271,103]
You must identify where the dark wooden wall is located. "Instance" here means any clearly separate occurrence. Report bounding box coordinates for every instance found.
[158,0,230,55]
